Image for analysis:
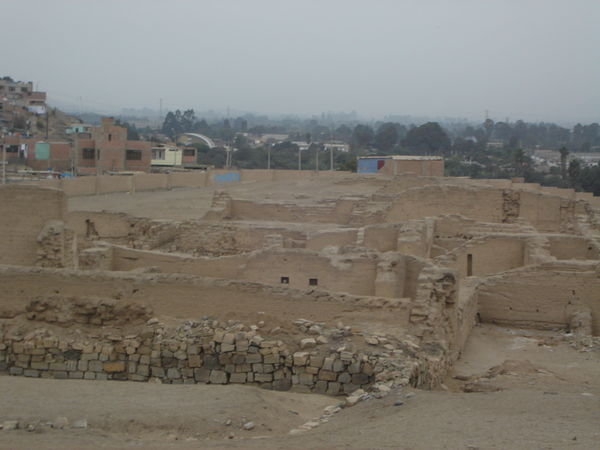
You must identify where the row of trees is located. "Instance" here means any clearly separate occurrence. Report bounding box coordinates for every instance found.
[466,119,600,152]
[160,109,600,155]
[157,110,600,194]
[161,109,248,142]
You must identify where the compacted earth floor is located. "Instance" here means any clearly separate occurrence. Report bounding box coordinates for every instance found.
[0,324,598,449]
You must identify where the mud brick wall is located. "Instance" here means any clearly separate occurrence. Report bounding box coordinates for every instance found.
[0,185,66,266]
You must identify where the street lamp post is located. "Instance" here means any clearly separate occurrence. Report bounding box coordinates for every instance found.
[330,146,334,171]
[2,135,6,184]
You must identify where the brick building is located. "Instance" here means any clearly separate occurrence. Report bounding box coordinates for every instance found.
[75,117,151,174]
[1,117,152,174]
[2,135,71,172]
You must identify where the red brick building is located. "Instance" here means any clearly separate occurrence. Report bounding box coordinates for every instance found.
[2,136,71,172]
[75,117,151,174]
[2,117,152,174]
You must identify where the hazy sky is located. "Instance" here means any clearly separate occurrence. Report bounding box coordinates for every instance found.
[3,0,599,123]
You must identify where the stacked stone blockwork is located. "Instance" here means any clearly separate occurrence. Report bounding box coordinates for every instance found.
[1,318,418,395]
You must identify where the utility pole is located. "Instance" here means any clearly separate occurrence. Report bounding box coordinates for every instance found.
[2,135,6,184]
[267,145,271,170]
[225,147,233,168]
[45,109,49,140]
[330,145,334,171]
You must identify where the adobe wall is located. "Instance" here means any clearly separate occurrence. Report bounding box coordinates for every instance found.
[239,169,274,182]
[111,246,246,279]
[24,170,355,197]
[407,267,480,387]
[109,246,380,297]
[84,239,430,300]
[96,175,132,194]
[363,224,399,252]
[444,237,526,278]
[229,200,352,224]
[67,211,134,240]
[305,229,358,250]
[385,185,578,233]
[386,186,505,223]
[0,185,66,266]
[518,191,574,232]
[68,211,309,256]
[240,251,378,296]
[477,263,600,335]
[132,173,169,191]
[375,255,426,299]
[62,176,97,196]
[169,171,208,188]
[548,236,600,260]
[0,267,410,322]
[380,159,444,177]
[362,221,433,258]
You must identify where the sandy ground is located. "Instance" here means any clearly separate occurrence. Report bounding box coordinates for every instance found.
[67,177,383,220]
[1,324,598,449]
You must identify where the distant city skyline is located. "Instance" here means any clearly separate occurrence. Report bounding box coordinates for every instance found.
[3,1,599,125]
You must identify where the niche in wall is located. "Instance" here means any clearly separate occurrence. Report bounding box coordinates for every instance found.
[467,254,473,276]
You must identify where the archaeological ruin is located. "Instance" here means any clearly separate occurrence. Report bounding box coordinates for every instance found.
[0,166,599,398]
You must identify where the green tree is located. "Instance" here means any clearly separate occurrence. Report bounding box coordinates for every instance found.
[161,111,181,138]
[559,146,569,181]
[483,118,494,139]
[335,124,353,142]
[116,119,140,140]
[512,148,526,177]
[351,125,374,150]
[161,109,197,139]
[568,159,582,188]
[374,122,399,153]
[402,122,450,155]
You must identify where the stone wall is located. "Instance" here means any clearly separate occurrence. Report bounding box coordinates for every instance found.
[406,266,481,387]
[0,312,420,395]
[36,220,78,269]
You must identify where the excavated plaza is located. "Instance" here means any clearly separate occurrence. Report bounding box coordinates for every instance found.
[0,168,599,446]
